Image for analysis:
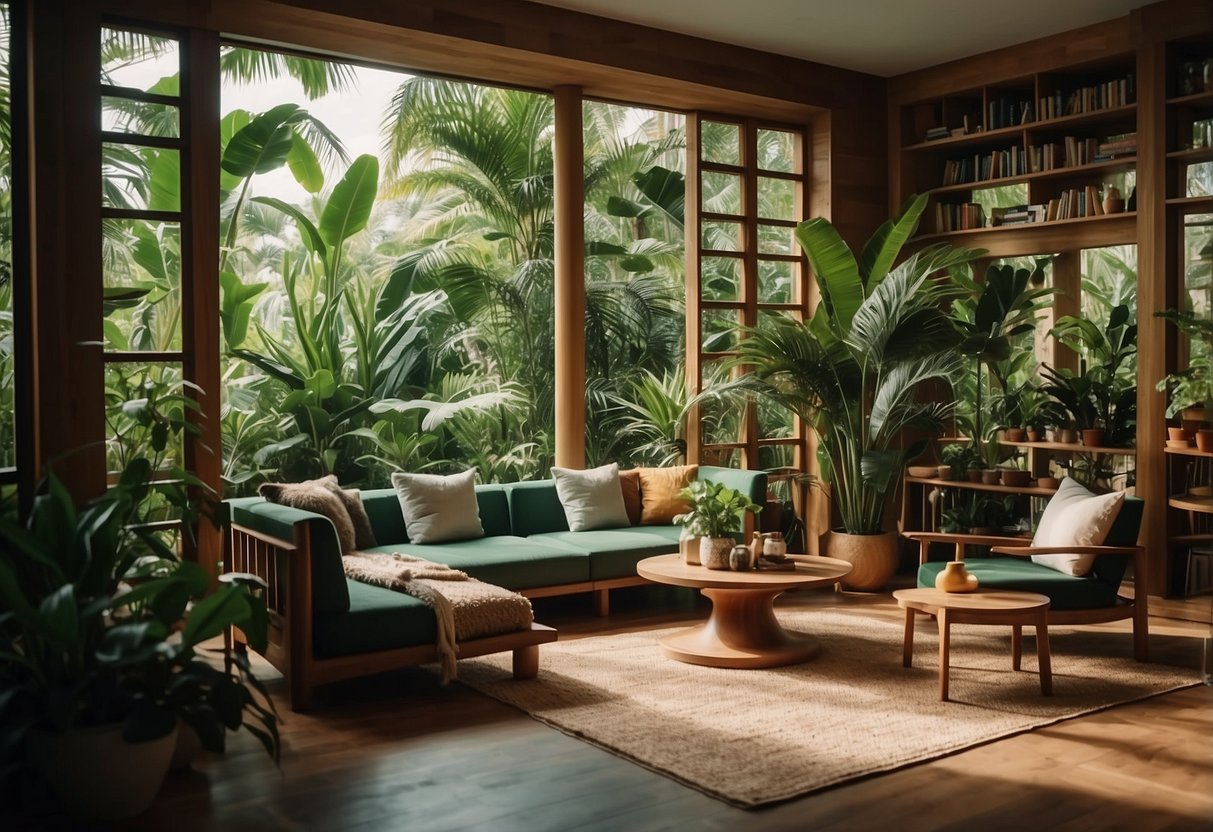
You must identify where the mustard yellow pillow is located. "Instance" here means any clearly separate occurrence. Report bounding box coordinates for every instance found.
[637,465,699,525]
[619,468,643,526]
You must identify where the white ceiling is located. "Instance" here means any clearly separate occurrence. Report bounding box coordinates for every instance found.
[529,0,1147,76]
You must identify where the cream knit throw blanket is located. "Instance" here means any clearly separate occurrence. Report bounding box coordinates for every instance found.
[342,553,533,682]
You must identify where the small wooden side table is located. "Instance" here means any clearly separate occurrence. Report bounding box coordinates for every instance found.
[893,587,1052,701]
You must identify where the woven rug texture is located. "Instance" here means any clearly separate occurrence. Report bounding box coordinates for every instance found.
[459,609,1197,807]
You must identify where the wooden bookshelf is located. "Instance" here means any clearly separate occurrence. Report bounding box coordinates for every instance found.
[904,475,1058,497]
[927,156,1137,196]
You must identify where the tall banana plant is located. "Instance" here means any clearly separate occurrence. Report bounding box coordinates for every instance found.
[714,194,982,534]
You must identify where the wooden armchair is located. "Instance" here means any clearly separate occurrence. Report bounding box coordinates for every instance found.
[902,496,1148,661]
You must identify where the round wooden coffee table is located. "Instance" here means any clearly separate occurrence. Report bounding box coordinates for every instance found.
[893,587,1052,701]
[636,553,853,669]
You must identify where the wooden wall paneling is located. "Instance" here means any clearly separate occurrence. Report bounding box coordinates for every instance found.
[29,0,106,498]
[182,26,224,574]
[1050,250,1081,375]
[552,85,586,470]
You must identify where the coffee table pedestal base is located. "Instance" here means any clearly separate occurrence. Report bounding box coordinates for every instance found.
[658,587,820,669]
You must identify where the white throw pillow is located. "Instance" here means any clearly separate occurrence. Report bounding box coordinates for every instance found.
[1030,477,1125,577]
[551,463,631,532]
[390,469,484,544]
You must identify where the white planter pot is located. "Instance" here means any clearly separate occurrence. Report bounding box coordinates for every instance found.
[27,721,178,820]
[680,533,702,565]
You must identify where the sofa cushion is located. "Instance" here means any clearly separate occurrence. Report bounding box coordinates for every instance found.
[259,480,357,556]
[917,558,1119,611]
[507,480,569,537]
[552,463,631,532]
[1030,477,1125,577]
[314,579,437,658]
[316,475,377,550]
[619,468,643,526]
[361,536,589,590]
[638,465,698,525]
[529,529,678,580]
[227,496,350,614]
[361,485,511,544]
[391,469,485,544]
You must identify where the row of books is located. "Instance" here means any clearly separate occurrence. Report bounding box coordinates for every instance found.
[940,132,1137,186]
[990,204,1046,226]
[924,115,976,142]
[988,97,1034,130]
[934,202,986,232]
[936,184,1119,232]
[1046,185,1112,221]
[1037,74,1135,120]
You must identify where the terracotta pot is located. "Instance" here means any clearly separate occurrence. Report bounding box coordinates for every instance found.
[700,537,734,570]
[1197,430,1213,453]
[1005,428,1028,443]
[981,469,1001,485]
[935,464,953,480]
[1026,428,1043,442]
[935,561,979,593]
[824,530,899,592]
[1038,476,1060,490]
[1081,428,1106,448]
[27,722,177,821]
[1169,427,1194,443]
[1000,469,1031,487]
[966,469,983,483]
[968,526,994,536]
[1058,428,1079,444]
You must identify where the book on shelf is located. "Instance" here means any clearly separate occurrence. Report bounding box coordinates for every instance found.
[1036,73,1135,120]
[990,204,1046,226]
[1044,185,1107,221]
[934,201,986,232]
[941,146,1028,185]
[987,97,1034,130]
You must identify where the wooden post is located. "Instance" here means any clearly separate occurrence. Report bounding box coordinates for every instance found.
[28,0,106,499]
[552,85,585,470]
[1051,251,1081,375]
[685,113,702,466]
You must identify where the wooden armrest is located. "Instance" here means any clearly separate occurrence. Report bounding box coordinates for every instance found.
[902,531,1031,547]
[990,545,1143,557]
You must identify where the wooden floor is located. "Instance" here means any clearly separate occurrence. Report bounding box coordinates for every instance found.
[16,585,1213,831]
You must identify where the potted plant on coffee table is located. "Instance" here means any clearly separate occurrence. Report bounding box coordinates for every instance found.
[674,480,761,570]
[701,193,982,590]
[0,459,279,821]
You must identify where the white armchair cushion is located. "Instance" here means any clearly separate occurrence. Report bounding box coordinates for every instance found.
[1030,477,1125,577]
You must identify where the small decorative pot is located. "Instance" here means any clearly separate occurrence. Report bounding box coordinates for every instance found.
[981,469,1001,485]
[1081,428,1106,448]
[1102,186,1124,215]
[966,469,984,483]
[1198,430,1213,453]
[1169,426,1194,443]
[1058,428,1079,444]
[1026,428,1043,442]
[763,534,787,558]
[700,537,735,570]
[1005,427,1028,443]
[1000,469,1031,487]
[729,544,753,571]
[935,560,979,593]
[1045,429,1058,443]
[936,464,953,480]
[680,532,702,565]
[1038,476,1061,490]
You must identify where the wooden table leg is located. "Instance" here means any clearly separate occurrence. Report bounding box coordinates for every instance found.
[937,607,951,701]
[1035,610,1052,696]
[902,608,915,668]
[1012,624,1022,671]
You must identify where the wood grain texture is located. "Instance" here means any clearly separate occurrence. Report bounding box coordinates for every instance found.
[9,587,1206,831]
[552,85,585,470]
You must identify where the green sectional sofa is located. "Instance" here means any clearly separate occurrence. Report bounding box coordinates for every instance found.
[225,466,766,710]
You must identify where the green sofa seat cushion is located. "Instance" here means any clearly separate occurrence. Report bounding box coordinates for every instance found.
[917,558,1120,611]
[528,529,678,580]
[314,579,437,658]
[636,525,681,544]
[361,536,589,590]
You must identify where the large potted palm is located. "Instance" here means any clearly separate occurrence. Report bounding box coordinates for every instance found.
[710,194,980,590]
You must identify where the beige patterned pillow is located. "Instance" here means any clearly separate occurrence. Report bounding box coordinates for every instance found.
[316,475,378,550]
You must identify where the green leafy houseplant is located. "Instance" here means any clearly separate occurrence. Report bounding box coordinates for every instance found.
[714,193,980,536]
[0,459,278,818]
[673,480,761,540]
[1155,309,1213,418]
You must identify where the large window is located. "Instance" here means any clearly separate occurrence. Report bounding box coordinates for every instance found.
[0,3,14,508]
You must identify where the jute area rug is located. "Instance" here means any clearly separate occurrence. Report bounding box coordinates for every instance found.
[459,609,1197,808]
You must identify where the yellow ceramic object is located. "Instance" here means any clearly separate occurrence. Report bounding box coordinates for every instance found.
[935,560,980,593]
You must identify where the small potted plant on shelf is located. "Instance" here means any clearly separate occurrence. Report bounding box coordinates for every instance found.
[1156,309,1213,448]
[674,480,762,570]
[0,459,279,821]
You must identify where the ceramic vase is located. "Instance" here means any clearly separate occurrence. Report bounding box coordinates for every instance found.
[729,544,753,571]
[680,531,702,565]
[700,537,734,570]
[935,561,979,593]
[1103,186,1124,215]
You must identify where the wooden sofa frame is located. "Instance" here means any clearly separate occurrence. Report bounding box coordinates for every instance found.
[903,531,1149,662]
[227,523,567,711]
[226,522,655,710]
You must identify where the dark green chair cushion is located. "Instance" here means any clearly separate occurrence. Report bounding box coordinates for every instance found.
[917,558,1120,610]
[313,579,436,658]
[227,496,350,614]
[506,480,569,537]
[360,537,589,590]
[528,529,678,580]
